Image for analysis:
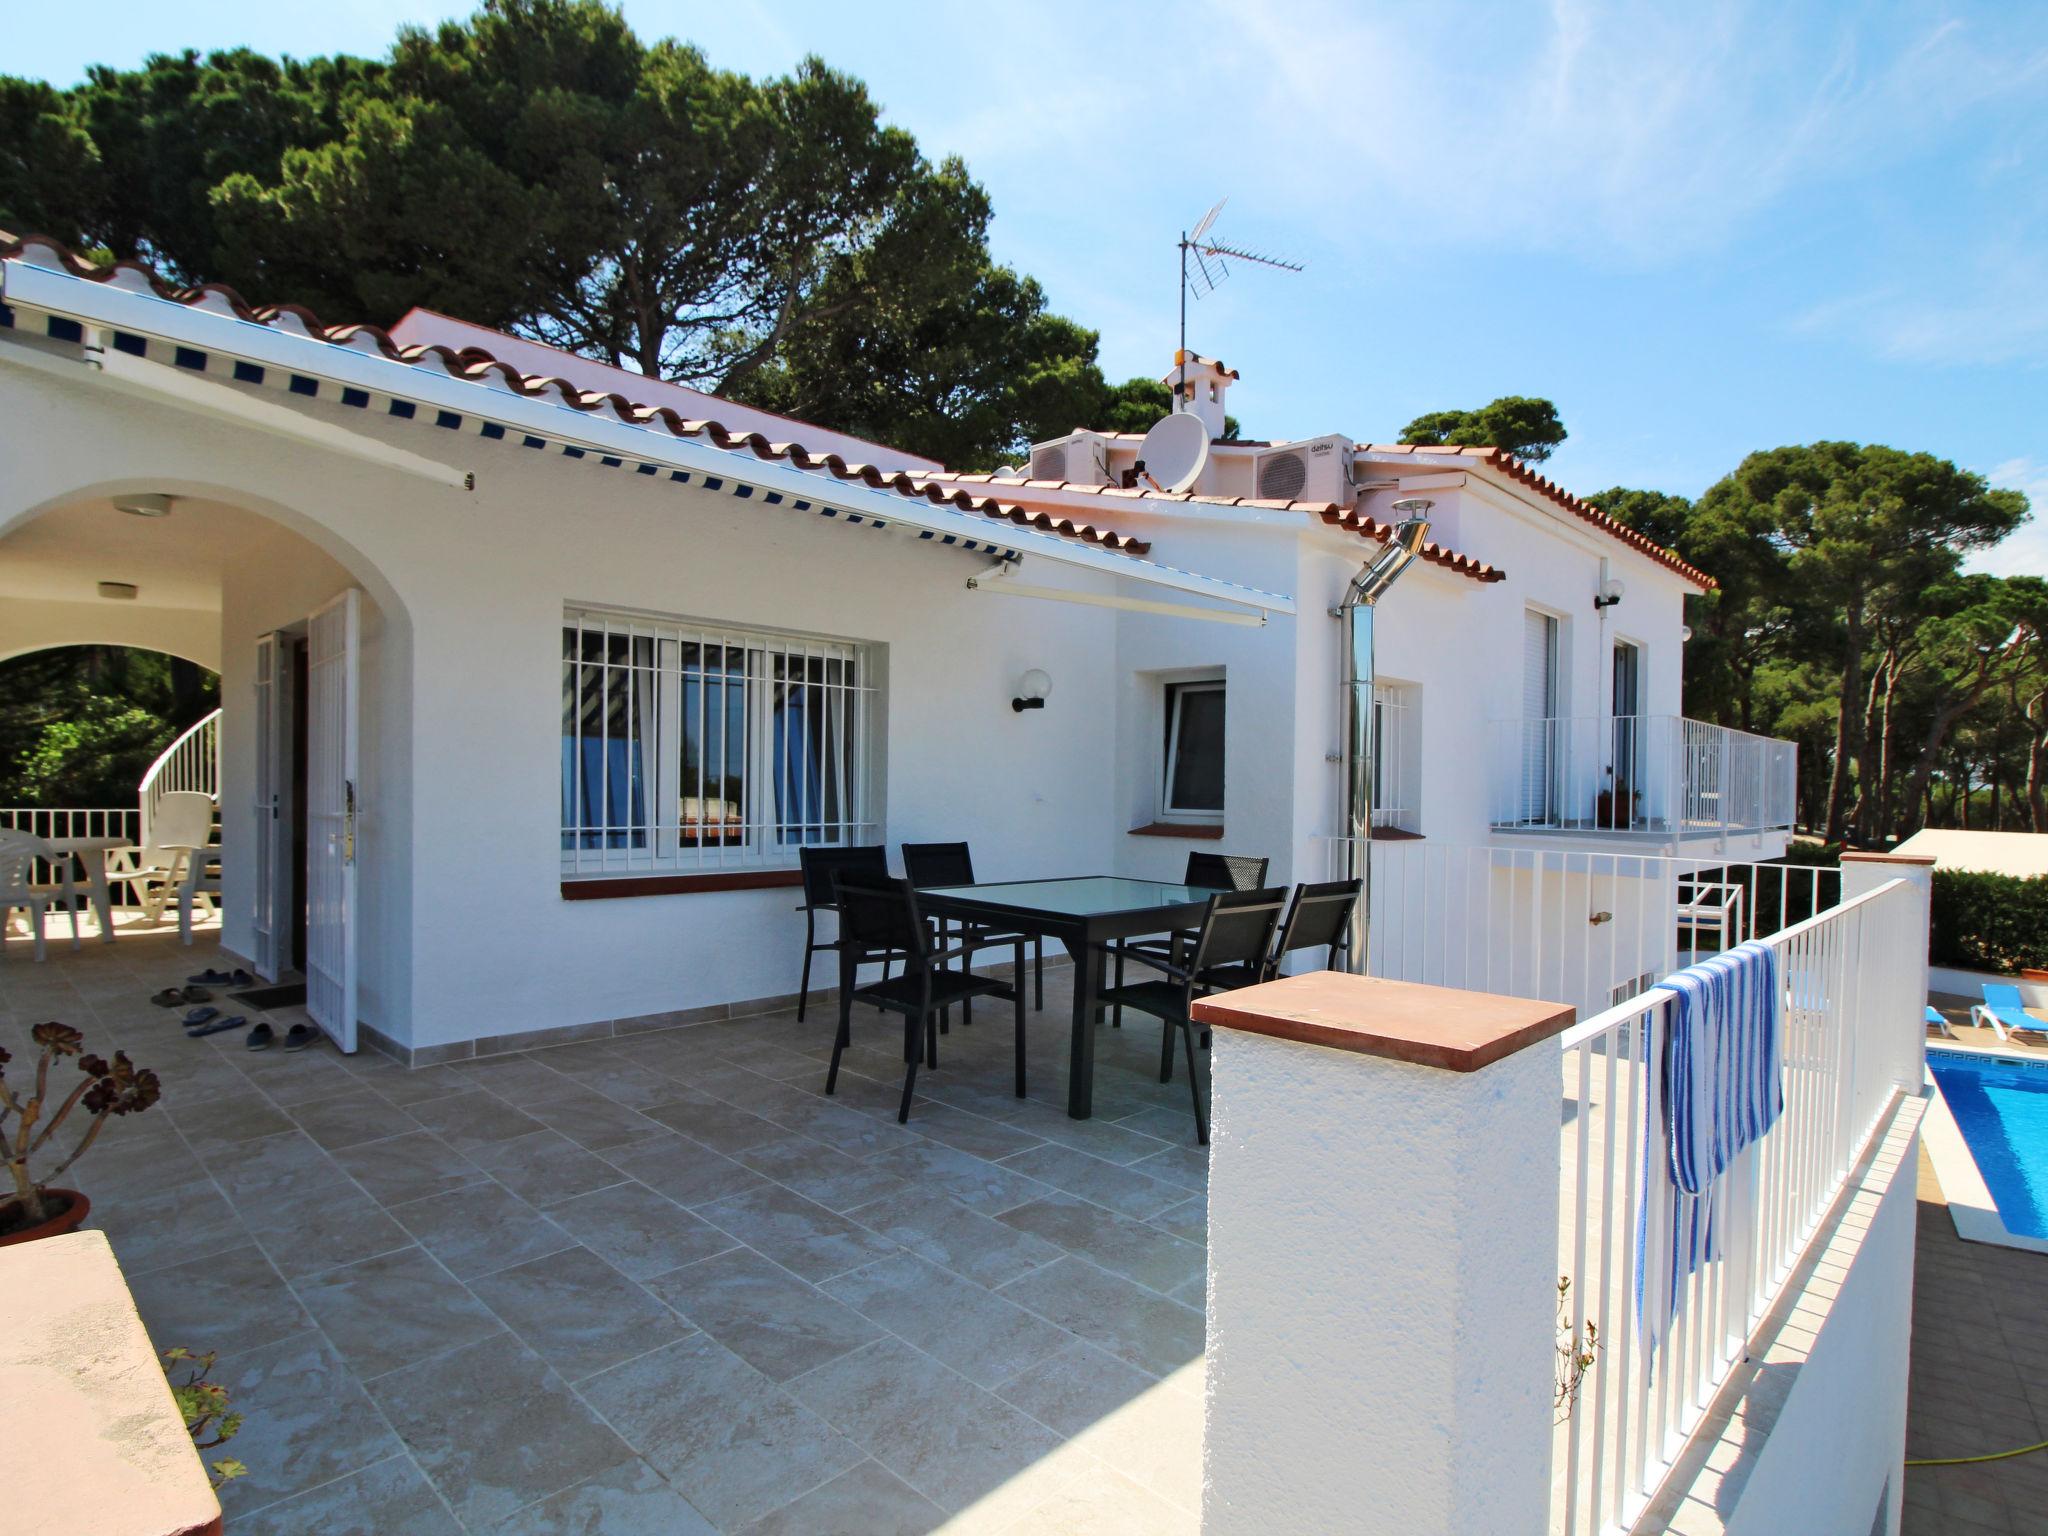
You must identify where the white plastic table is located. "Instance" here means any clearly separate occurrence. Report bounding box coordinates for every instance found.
[35,834,123,946]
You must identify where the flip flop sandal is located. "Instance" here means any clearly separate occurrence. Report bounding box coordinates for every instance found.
[283,1024,316,1052]
[186,1015,245,1039]
[151,989,185,1008]
[180,985,213,1004]
[182,1006,219,1027]
[244,1023,275,1051]
[187,969,234,985]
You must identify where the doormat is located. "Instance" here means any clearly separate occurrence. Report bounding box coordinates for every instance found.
[228,982,308,1011]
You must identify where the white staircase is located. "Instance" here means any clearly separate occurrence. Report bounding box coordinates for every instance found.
[140,708,221,846]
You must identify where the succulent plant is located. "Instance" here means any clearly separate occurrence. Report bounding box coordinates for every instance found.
[0,1023,161,1229]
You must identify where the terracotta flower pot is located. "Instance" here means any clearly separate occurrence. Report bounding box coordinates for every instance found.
[0,1188,91,1248]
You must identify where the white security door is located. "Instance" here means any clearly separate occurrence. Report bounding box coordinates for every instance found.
[1521,609,1559,822]
[305,590,360,1051]
[250,632,287,981]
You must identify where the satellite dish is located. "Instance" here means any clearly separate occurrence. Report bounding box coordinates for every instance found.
[1138,412,1211,494]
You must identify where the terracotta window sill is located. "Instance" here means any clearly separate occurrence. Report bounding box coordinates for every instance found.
[562,869,804,900]
[1128,822,1226,841]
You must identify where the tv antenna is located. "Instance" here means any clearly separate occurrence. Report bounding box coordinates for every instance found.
[1176,198,1304,406]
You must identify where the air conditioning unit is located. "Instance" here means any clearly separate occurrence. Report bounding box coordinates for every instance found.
[1027,430,1114,487]
[1253,434,1354,503]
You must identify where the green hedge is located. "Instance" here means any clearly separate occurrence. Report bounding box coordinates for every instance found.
[1929,869,2048,975]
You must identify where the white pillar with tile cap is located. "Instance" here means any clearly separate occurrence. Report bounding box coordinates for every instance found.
[1840,851,1935,1093]
[1192,972,1573,1536]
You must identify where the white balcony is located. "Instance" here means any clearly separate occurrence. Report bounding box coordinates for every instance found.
[1490,714,1797,846]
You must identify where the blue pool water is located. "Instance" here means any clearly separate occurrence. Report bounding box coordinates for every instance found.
[1929,1049,2048,1239]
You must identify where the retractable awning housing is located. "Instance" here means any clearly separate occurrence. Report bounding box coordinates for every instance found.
[0,252,1296,625]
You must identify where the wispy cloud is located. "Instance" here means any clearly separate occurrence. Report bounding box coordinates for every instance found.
[1205,0,2048,261]
[1791,246,2048,367]
[1968,457,2048,578]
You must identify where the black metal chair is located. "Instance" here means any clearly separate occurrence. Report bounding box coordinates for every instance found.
[796,845,890,1022]
[1268,878,1361,977]
[900,841,1044,1011]
[1112,851,1271,1025]
[1097,886,1287,1144]
[1185,852,1273,892]
[827,874,1025,1124]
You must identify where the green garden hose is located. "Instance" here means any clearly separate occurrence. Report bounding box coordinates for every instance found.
[1906,1438,2048,1467]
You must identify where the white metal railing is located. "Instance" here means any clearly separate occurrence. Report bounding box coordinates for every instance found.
[140,708,222,847]
[0,808,143,888]
[1326,839,1843,1023]
[1549,876,1921,1536]
[1489,715,1796,840]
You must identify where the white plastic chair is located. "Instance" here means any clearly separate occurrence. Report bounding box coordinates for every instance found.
[105,791,217,924]
[0,830,56,960]
[178,846,222,945]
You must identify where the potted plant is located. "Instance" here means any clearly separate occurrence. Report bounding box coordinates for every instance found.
[1594,778,1640,830]
[0,1022,161,1245]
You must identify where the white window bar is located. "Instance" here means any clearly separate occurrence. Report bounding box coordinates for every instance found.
[562,607,878,876]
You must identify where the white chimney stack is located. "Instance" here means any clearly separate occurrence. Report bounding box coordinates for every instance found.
[1162,351,1238,440]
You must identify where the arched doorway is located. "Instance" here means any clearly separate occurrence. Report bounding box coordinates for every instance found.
[0,482,410,1055]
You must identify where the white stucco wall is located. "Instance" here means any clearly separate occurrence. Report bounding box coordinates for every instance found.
[0,345,1721,1055]
[0,362,1123,1050]
[1203,1025,1559,1535]
[0,596,222,671]
[1718,1140,1915,1536]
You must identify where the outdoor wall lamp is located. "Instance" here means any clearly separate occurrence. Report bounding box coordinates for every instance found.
[1012,669,1052,712]
[1593,577,1625,611]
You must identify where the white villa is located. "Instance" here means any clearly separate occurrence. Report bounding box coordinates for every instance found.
[0,230,1937,1536]
[0,233,1792,1062]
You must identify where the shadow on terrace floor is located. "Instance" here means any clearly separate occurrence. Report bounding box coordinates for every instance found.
[1905,1150,2048,1535]
[0,925,1209,1534]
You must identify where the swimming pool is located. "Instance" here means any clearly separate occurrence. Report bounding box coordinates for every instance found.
[1928,1049,2048,1240]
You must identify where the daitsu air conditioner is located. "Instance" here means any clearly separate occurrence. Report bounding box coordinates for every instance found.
[1253,433,1354,503]
[1027,430,1115,487]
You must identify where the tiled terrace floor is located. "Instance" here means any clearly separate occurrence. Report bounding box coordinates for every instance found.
[1,924,1209,1533]
[1905,1151,2048,1534]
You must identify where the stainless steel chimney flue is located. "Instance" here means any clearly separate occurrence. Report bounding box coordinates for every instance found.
[1339,501,1432,970]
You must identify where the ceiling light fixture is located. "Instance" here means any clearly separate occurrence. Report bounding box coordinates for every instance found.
[112,493,173,518]
[97,582,139,601]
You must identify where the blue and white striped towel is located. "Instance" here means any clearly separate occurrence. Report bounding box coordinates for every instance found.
[1635,939,1783,1355]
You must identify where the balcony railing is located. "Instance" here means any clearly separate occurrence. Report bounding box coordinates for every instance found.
[1490,715,1796,840]
[1323,838,1843,1022]
[1551,875,1922,1534]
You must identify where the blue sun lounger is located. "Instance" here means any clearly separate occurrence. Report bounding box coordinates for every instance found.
[1971,983,2045,1042]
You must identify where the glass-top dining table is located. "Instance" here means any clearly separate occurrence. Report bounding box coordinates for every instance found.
[913,876,1216,1119]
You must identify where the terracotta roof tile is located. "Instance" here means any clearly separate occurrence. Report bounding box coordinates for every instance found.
[1355,443,1714,590]
[0,233,1152,558]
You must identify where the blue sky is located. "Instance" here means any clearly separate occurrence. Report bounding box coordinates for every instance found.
[13,1,2047,573]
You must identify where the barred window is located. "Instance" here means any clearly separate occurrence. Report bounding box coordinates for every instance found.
[1372,682,1420,834]
[561,608,878,876]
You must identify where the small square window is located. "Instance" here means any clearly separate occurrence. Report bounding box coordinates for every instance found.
[1162,681,1225,821]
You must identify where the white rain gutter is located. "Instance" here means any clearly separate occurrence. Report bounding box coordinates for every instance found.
[0,255,1295,620]
[965,563,1266,628]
